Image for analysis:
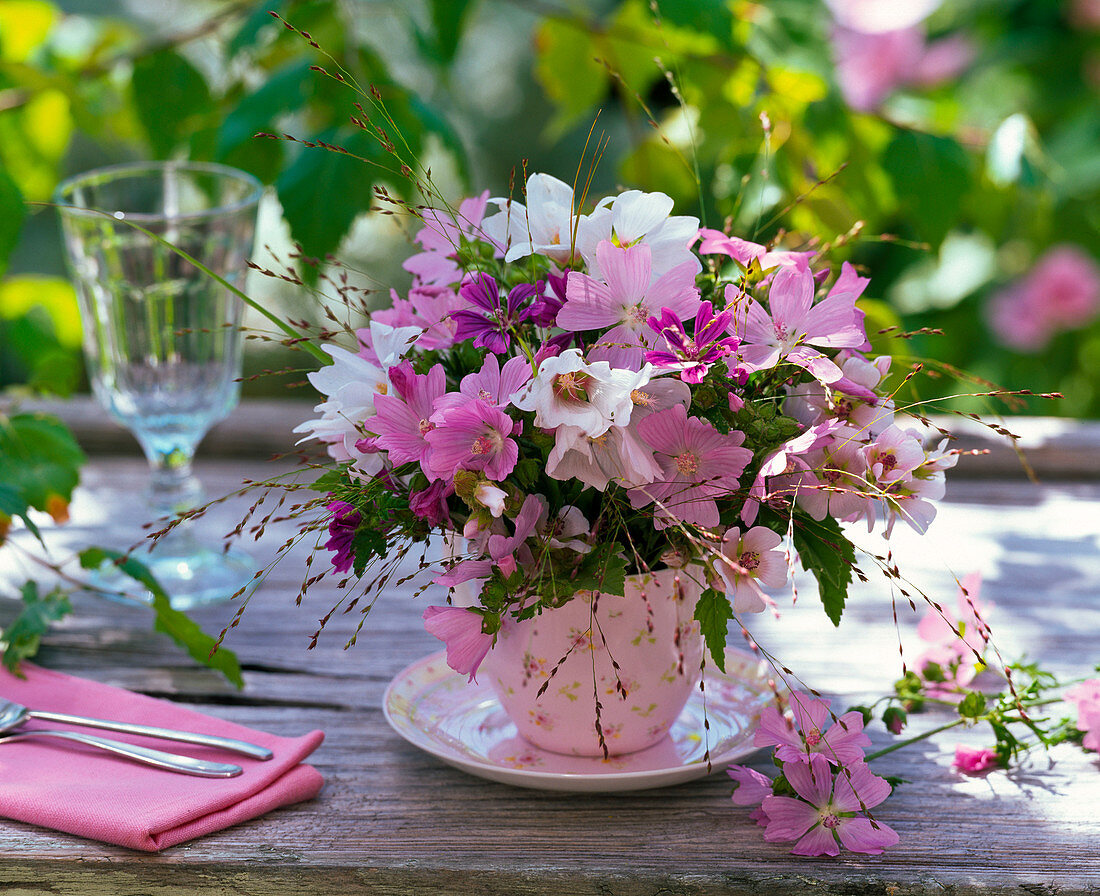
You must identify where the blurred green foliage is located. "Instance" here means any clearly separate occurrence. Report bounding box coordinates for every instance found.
[1,0,1098,415]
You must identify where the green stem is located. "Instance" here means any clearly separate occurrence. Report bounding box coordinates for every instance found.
[864,717,967,762]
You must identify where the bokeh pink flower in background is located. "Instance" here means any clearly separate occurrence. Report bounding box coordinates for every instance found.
[826,0,974,111]
[986,244,1100,352]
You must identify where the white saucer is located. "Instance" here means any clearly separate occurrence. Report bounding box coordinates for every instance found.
[383,648,774,792]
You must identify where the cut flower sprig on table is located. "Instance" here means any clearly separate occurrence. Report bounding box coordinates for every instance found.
[292,168,963,683]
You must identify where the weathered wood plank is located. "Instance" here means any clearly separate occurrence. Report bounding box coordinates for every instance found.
[1,458,1099,894]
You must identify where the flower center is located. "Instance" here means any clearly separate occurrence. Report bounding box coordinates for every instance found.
[834,397,853,419]
[821,812,840,829]
[676,451,699,475]
[879,451,898,472]
[478,388,493,402]
[418,418,434,436]
[824,468,843,484]
[471,434,498,456]
[739,550,760,572]
[553,370,591,403]
[774,322,789,342]
[376,382,389,395]
[631,388,655,408]
[627,302,649,326]
[805,727,822,746]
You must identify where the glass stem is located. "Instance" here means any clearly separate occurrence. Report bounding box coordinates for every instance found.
[144,443,204,519]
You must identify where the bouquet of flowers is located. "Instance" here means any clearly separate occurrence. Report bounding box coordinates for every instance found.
[293,170,958,679]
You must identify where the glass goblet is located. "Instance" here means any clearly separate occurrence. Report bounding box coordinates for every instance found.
[54,161,263,609]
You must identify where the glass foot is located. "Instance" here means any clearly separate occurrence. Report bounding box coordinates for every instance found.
[87,538,256,611]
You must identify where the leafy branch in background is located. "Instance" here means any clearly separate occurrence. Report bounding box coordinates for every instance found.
[0,408,242,686]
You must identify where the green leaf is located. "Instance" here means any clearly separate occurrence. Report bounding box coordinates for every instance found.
[275,128,381,261]
[958,691,987,719]
[694,587,732,673]
[654,0,733,45]
[77,548,244,689]
[0,582,72,673]
[0,412,84,512]
[792,515,855,627]
[0,165,25,276]
[419,0,474,65]
[217,60,314,160]
[882,130,971,246]
[131,49,213,158]
[571,543,628,598]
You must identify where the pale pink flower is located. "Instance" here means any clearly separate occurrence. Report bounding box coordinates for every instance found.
[437,494,545,585]
[559,241,701,369]
[403,190,494,287]
[1065,679,1100,752]
[698,229,813,273]
[785,352,894,437]
[761,755,898,856]
[728,764,775,827]
[716,526,788,614]
[422,605,495,682]
[546,377,690,491]
[734,263,868,386]
[575,189,701,281]
[741,421,840,525]
[473,481,508,518]
[953,745,1000,776]
[425,399,519,481]
[355,319,423,369]
[797,439,875,526]
[754,693,871,766]
[373,285,465,351]
[633,403,752,529]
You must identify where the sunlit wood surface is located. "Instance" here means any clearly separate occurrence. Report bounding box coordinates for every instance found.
[1,401,1098,895]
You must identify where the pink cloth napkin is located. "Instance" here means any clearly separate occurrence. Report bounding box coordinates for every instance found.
[0,663,324,851]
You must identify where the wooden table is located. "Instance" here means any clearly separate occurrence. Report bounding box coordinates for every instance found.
[2,402,1099,894]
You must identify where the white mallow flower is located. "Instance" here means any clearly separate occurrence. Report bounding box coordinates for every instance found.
[547,423,663,491]
[481,173,582,265]
[576,189,701,282]
[293,344,388,475]
[367,319,422,368]
[473,482,508,518]
[510,350,650,438]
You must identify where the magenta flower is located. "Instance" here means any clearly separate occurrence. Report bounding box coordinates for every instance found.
[558,241,701,369]
[451,272,541,353]
[645,301,740,383]
[373,285,465,351]
[754,693,871,766]
[425,399,519,481]
[761,755,898,856]
[422,606,495,682]
[458,354,533,409]
[735,263,868,385]
[324,500,361,574]
[953,745,1000,776]
[409,480,453,527]
[633,403,752,529]
[370,362,446,471]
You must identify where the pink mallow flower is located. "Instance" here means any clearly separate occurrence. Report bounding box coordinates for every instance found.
[728,764,775,827]
[987,245,1100,352]
[422,606,495,682]
[558,241,701,370]
[734,263,868,386]
[697,228,813,274]
[755,693,871,766]
[716,526,788,614]
[1065,679,1100,752]
[403,190,494,287]
[425,399,519,481]
[370,362,447,471]
[915,572,991,696]
[762,755,898,856]
[436,494,545,586]
[953,745,1000,776]
[633,403,752,529]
